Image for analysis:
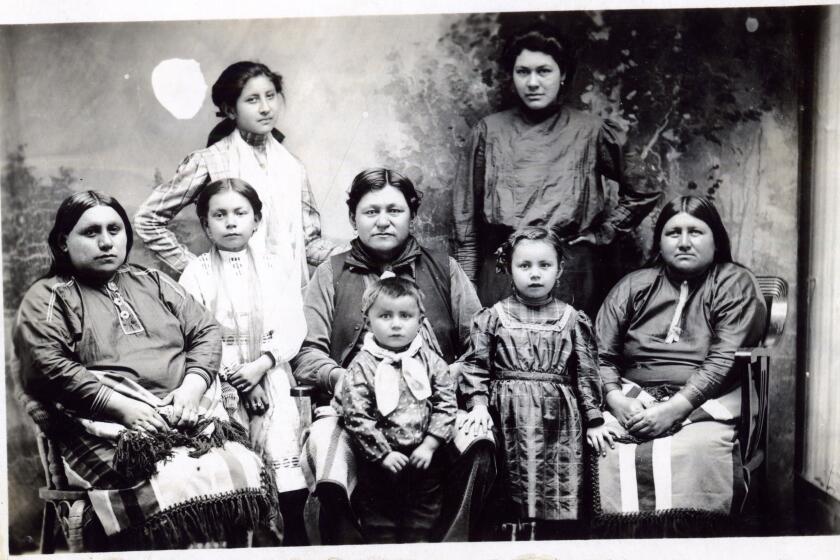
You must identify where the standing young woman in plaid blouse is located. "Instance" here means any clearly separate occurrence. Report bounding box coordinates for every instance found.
[459,226,618,540]
[134,61,339,277]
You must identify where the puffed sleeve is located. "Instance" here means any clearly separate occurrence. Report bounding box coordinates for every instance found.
[341,356,392,463]
[157,270,220,388]
[426,351,457,443]
[571,311,604,427]
[134,151,210,273]
[458,307,499,410]
[452,120,488,282]
[595,275,634,395]
[594,118,661,245]
[13,280,114,417]
[677,266,768,407]
[449,257,483,350]
[291,259,344,396]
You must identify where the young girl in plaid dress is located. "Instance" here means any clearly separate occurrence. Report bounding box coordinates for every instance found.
[458,225,618,539]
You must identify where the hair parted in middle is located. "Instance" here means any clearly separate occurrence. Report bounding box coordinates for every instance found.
[46,190,134,278]
[194,178,264,228]
[495,225,566,274]
[360,275,426,317]
[346,167,423,217]
[650,194,733,266]
[206,60,285,147]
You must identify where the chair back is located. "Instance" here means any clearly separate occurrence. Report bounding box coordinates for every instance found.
[755,276,788,348]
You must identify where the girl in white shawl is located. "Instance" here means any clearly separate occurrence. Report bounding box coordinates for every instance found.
[179,178,309,545]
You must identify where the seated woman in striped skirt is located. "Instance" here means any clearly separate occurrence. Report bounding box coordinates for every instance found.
[14,191,278,550]
[593,195,767,536]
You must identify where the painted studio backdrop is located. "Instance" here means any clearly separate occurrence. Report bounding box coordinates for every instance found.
[1,8,801,551]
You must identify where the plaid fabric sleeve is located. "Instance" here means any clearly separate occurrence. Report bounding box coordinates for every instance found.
[13,280,111,416]
[594,118,661,245]
[452,121,487,282]
[449,257,483,350]
[458,307,497,410]
[572,311,605,426]
[300,172,345,267]
[133,151,210,273]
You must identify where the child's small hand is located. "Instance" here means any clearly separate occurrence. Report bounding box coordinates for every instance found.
[244,385,269,416]
[381,451,409,474]
[586,424,621,457]
[229,356,271,393]
[409,436,440,470]
[459,404,493,437]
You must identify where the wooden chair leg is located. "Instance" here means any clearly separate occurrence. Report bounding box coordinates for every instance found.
[59,499,89,552]
[40,503,58,554]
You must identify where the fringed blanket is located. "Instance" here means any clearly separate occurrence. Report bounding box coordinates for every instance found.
[592,379,754,537]
[300,408,357,494]
[54,371,278,549]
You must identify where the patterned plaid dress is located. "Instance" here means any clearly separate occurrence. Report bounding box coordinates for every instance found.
[460,296,603,521]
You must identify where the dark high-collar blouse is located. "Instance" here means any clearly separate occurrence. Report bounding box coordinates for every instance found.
[595,263,767,407]
[14,264,221,417]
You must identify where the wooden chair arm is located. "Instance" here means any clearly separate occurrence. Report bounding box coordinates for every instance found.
[39,488,88,501]
[291,385,315,435]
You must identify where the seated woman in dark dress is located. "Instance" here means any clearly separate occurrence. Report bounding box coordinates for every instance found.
[14,191,277,550]
[593,195,767,535]
[292,168,496,544]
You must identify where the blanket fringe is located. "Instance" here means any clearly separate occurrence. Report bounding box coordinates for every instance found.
[591,508,733,538]
[112,489,272,550]
[588,448,734,538]
[112,419,251,482]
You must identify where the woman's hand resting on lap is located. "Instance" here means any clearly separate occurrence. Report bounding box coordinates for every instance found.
[605,390,647,427]
[107,392,168,433]
[161,372,207,428]
[625,394,694,438]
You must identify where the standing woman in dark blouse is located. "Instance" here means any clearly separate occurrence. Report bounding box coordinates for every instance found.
[593,195,767,533]
[453,24,660,317]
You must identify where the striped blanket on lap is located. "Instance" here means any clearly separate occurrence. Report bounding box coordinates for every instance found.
[56,371,276,549]
[593,379,755,534]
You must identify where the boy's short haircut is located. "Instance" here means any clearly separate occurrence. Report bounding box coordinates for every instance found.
[360,276,425,316]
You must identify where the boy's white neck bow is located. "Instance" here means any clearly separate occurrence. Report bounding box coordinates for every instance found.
[362,332,431,416]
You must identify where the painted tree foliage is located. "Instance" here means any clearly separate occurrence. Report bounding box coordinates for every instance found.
[377,9,796,268]
[2,145,76,312]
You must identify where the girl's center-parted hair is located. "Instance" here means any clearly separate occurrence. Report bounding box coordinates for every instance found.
[194,178,263,229]
[651,195,733,265]
[46,190,134,278]
[495,225,565,274]
[211,61,284,118]
[360,276,426,318]
[206,61,285,147]
[346,168,423,217]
